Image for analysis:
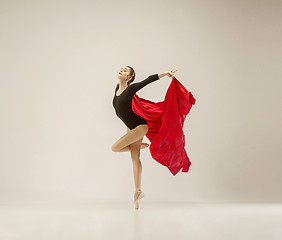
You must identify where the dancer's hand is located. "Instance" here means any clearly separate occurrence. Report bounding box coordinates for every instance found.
[167,69,178,78]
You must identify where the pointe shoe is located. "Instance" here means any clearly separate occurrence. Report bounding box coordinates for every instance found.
[141,143,149,149]
[134,190,144,209]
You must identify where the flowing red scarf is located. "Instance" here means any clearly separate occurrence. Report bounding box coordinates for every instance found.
[132,77,196,176]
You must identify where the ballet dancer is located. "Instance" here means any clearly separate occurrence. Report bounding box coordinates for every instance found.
[112,66,177,209]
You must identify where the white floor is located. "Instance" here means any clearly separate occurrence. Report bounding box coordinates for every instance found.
[0,201,281,240]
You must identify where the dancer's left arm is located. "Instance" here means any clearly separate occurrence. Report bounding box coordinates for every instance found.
[158,72,169,78]
[130,69,178,93]
[130,74,160,92]
[158,69,178,78]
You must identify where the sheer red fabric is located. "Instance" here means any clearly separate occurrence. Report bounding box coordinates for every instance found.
[132,77,196,176]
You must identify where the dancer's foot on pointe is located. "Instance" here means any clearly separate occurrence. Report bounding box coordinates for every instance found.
[134,189,144,209]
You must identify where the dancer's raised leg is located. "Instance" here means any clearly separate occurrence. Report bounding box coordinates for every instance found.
[111,124,148,152]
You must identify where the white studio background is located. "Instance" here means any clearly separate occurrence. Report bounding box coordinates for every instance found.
[0,0,281,204]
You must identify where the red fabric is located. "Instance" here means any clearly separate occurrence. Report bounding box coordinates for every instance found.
[132,77,196,176]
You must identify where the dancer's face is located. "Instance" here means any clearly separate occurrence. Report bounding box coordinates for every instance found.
[117,67,132,83]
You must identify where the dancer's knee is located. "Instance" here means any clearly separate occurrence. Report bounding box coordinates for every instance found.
[111,144,119,152]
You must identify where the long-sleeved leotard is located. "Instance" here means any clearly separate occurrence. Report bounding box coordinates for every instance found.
[112,73,160,130]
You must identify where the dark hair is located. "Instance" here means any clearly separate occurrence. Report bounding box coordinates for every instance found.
[126,65,135,86]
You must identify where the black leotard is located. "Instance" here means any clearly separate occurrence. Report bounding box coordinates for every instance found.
[113,73,160,130]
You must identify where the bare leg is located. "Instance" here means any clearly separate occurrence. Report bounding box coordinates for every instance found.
[129,137,143,191]
[112,126,147,209]
[126,128,145,209]
[111,124,149,152]
[125,127,142,192]
[129,137,145,209]
[116,143,149,152]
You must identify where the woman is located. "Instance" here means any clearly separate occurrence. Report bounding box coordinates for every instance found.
[112,66,177,209]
